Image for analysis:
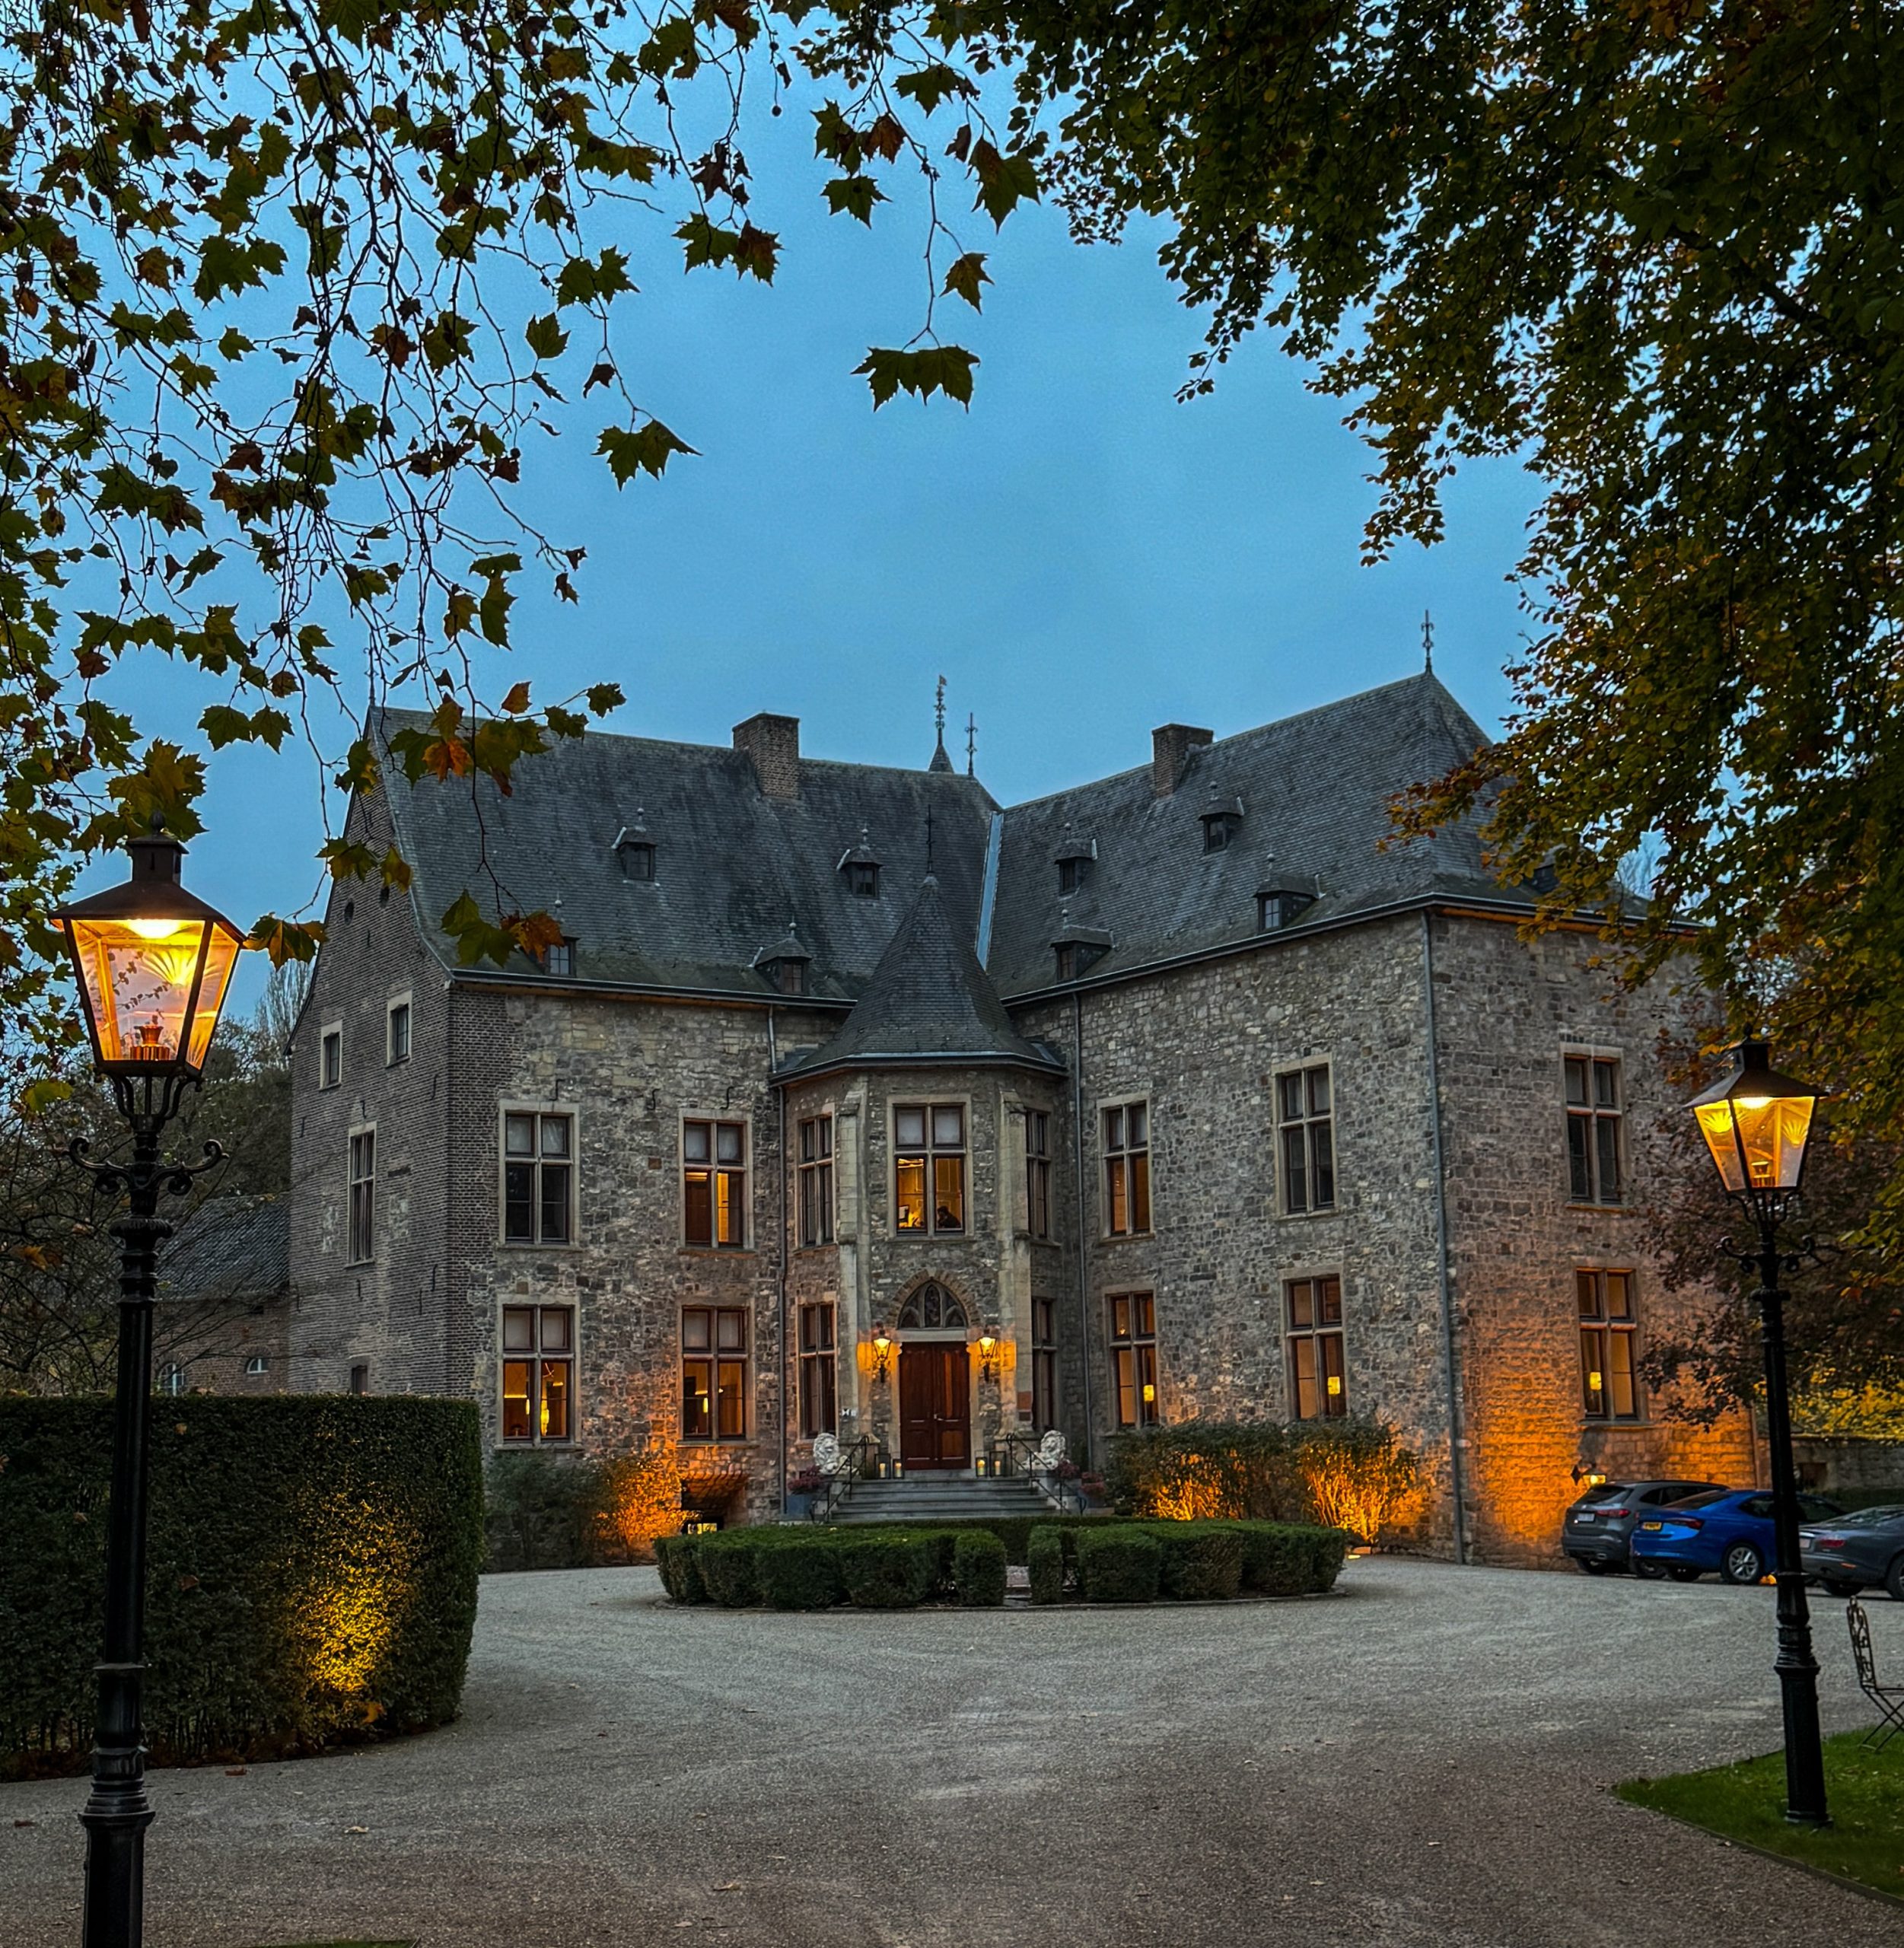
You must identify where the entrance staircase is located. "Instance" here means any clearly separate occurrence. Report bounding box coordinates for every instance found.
[827,1472,1054,1525]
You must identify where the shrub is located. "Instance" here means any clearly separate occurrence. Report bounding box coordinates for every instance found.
[484,1450,609,1572]
[1296,1422,1424,1543]
[836,1533,938,1609]
[1236,1521,1347,1596]
[1076,1525,1162,1603]
[951,1531,1008,1608]
[696,1531,767,1608]
[652,1534,707,1604]
[0,1397,482,1778]
[756,1536,843,1611]
[1027,1526,1067,1605]
[1145,1521,1243,1600]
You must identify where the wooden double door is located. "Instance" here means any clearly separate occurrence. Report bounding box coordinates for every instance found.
[898,1342,971,1471]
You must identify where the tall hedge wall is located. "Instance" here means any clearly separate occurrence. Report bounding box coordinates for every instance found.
[0,1396,484,1778]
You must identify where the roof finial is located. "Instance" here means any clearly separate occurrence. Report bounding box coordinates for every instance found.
[928,674,954,771]
[965,711,976,778]
[1422,609,1434,675]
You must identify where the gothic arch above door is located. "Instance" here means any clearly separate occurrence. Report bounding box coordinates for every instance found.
[896,1281,968,1332]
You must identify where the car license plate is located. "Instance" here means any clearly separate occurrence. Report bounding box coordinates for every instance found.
[1641,1520,1662,1531]
[1574,1513,1597,1523]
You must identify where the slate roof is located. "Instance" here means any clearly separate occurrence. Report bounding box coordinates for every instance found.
[368,671,1513,1019]
[376,716,995,1000]
[158,1195,290,1304]
[782,877,1062,1080]
[983,673,1499,995]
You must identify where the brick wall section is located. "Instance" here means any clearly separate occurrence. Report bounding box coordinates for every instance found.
[1428,913,1757,1563]
[288,787,455,1397]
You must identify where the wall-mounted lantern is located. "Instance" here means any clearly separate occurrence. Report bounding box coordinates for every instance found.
[977,1333,998,1384]
[871,1330,893,1383]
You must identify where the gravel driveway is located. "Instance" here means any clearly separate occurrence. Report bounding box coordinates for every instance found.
[2,1557,1899,1946]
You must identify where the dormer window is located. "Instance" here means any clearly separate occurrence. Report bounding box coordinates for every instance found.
[542,938,576,977]
[839,827,882,898]
[615,816,656,880]
[1257,888,1315,932]
[1055,941,1107,981]
[755,924,811,998]
[1201,794,1244,853]
[771,959,806,995]
[1058,856,1089,896]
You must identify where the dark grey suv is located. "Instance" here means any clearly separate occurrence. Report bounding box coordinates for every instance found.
[1800,1504,1904,1600]
[1563,1479,1725,1574]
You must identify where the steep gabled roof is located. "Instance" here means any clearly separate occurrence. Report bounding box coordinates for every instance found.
[158,1195,290,1304]
[985,673,1498,995]
[782,877,1062,1080]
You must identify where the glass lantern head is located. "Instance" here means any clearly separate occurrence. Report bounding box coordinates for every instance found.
[1685,1038,1820,1205]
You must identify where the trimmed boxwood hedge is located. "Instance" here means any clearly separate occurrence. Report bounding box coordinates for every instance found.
[1146,1521,1243,1601]
[0,1396,483,1778]
[1027,1526,1068,1605]
[951,1530,1008,1608]
[1075,1525,1163,1603]
[837,1532,939,1609]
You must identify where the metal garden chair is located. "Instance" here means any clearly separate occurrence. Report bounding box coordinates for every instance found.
[1845,1597,1904,1752]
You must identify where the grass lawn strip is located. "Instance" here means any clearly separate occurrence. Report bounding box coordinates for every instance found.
[1618,1730,1904,1904]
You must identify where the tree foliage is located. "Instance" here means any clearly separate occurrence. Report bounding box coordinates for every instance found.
[0,0,1041,1081]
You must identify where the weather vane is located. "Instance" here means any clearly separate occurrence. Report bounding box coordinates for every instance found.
[966,712,976,777]
[1422,610,1435,674]
[934,673,947,743]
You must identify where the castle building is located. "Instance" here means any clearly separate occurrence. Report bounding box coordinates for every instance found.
[287,673,1755,1562]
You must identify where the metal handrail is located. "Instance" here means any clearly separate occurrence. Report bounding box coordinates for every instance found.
[985,1430,1086,1514]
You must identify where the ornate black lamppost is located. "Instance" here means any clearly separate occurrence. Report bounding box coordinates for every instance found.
[1685,1036,1828,1828]
[53,825,244,1947]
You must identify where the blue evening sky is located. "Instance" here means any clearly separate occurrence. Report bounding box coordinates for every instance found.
[109,112,1539,1011]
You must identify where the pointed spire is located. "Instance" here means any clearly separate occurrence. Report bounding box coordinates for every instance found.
[928,674,954,772]
[966,711,977,778]
[1422,609,1434,675]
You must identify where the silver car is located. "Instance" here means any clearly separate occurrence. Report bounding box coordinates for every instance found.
[1800,1504,1904,1601]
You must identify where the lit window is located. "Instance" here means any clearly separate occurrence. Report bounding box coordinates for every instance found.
[348,1128,376,1264]
[682,1306,749,1441]
[1578,1269,1641,1420]
[503,1111,574,1245]
[1031,1295,1059,1431]
[1566,1055,1625,1205]
[894,1102,966,1234]
[1109,1292,1159,1428]
[1025,1110,1052,1240]
[501,1304,575,1443]
[798,1115,834,1246]
[320,1024,342,1089]
[684,1119,747,1248]
[1285,1275,1346,1419]
[1103,1100,1151,1237]
[387,998,411,1065]
[798,1303,837,1438]
[1277,1066,1335,1214]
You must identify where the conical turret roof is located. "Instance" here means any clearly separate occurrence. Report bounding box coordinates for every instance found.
[782,876,1060,1079]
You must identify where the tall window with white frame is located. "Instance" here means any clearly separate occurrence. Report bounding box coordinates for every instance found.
[320,1023,342,1089]
[683,1120,747,1248]
[1565,1055,1625,1205]
[1102,1100,1151,1236]
[1277,1065,1335,1214]
[1285,1275,1346,1419]
[1578,1268,1641,1420]
[894,1103,966,1233]
[386,997,411,1065]
[504,1111,573,1244]
[682,1306,749,1440]
[798,1302,836,1437]
[1108,1291,1159,1428]
[347,1128,375,1264]
[1025,1109,1052,1239]
[501,1304,574,1443]
[798,1114,834,1246]
[1031,1296,1058,1431]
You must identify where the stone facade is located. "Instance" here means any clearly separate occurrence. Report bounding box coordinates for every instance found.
[286,679,1756,1564]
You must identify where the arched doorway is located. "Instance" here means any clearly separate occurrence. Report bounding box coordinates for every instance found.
[895,1282,970,1472]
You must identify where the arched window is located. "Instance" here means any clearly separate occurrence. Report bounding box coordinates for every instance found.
[896,1282,968,1331]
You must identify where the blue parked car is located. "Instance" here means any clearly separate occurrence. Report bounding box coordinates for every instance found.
[1631,1487,1845,1584]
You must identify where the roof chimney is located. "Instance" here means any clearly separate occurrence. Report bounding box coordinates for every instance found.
[733,712,801,801]
[1151,723,1213,797]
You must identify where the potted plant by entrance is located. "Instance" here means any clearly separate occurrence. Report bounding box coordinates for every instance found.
[786,1466,823,1520]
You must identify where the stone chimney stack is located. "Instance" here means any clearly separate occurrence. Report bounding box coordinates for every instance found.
[733,713,801,801]
[1151,723,1213,797]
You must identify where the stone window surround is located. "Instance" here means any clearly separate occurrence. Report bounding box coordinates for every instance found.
[796,1108,836,1250]
[1575,1259,1648,1425]
[680,1108,753,1253]
[1094,1092,1153,1241]
[495,1099,581,1249]
[1016,1100,1055,1243]
[317,1017,343,1090]
[1272,1055,1337,1219]
[884,1090,973,1239]
[1561,1042,1629,1211]
[1282,1266,1348,1420]
[497,1299,580,1448]
[385,988,412,1067]
[680,1301,751,1442]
